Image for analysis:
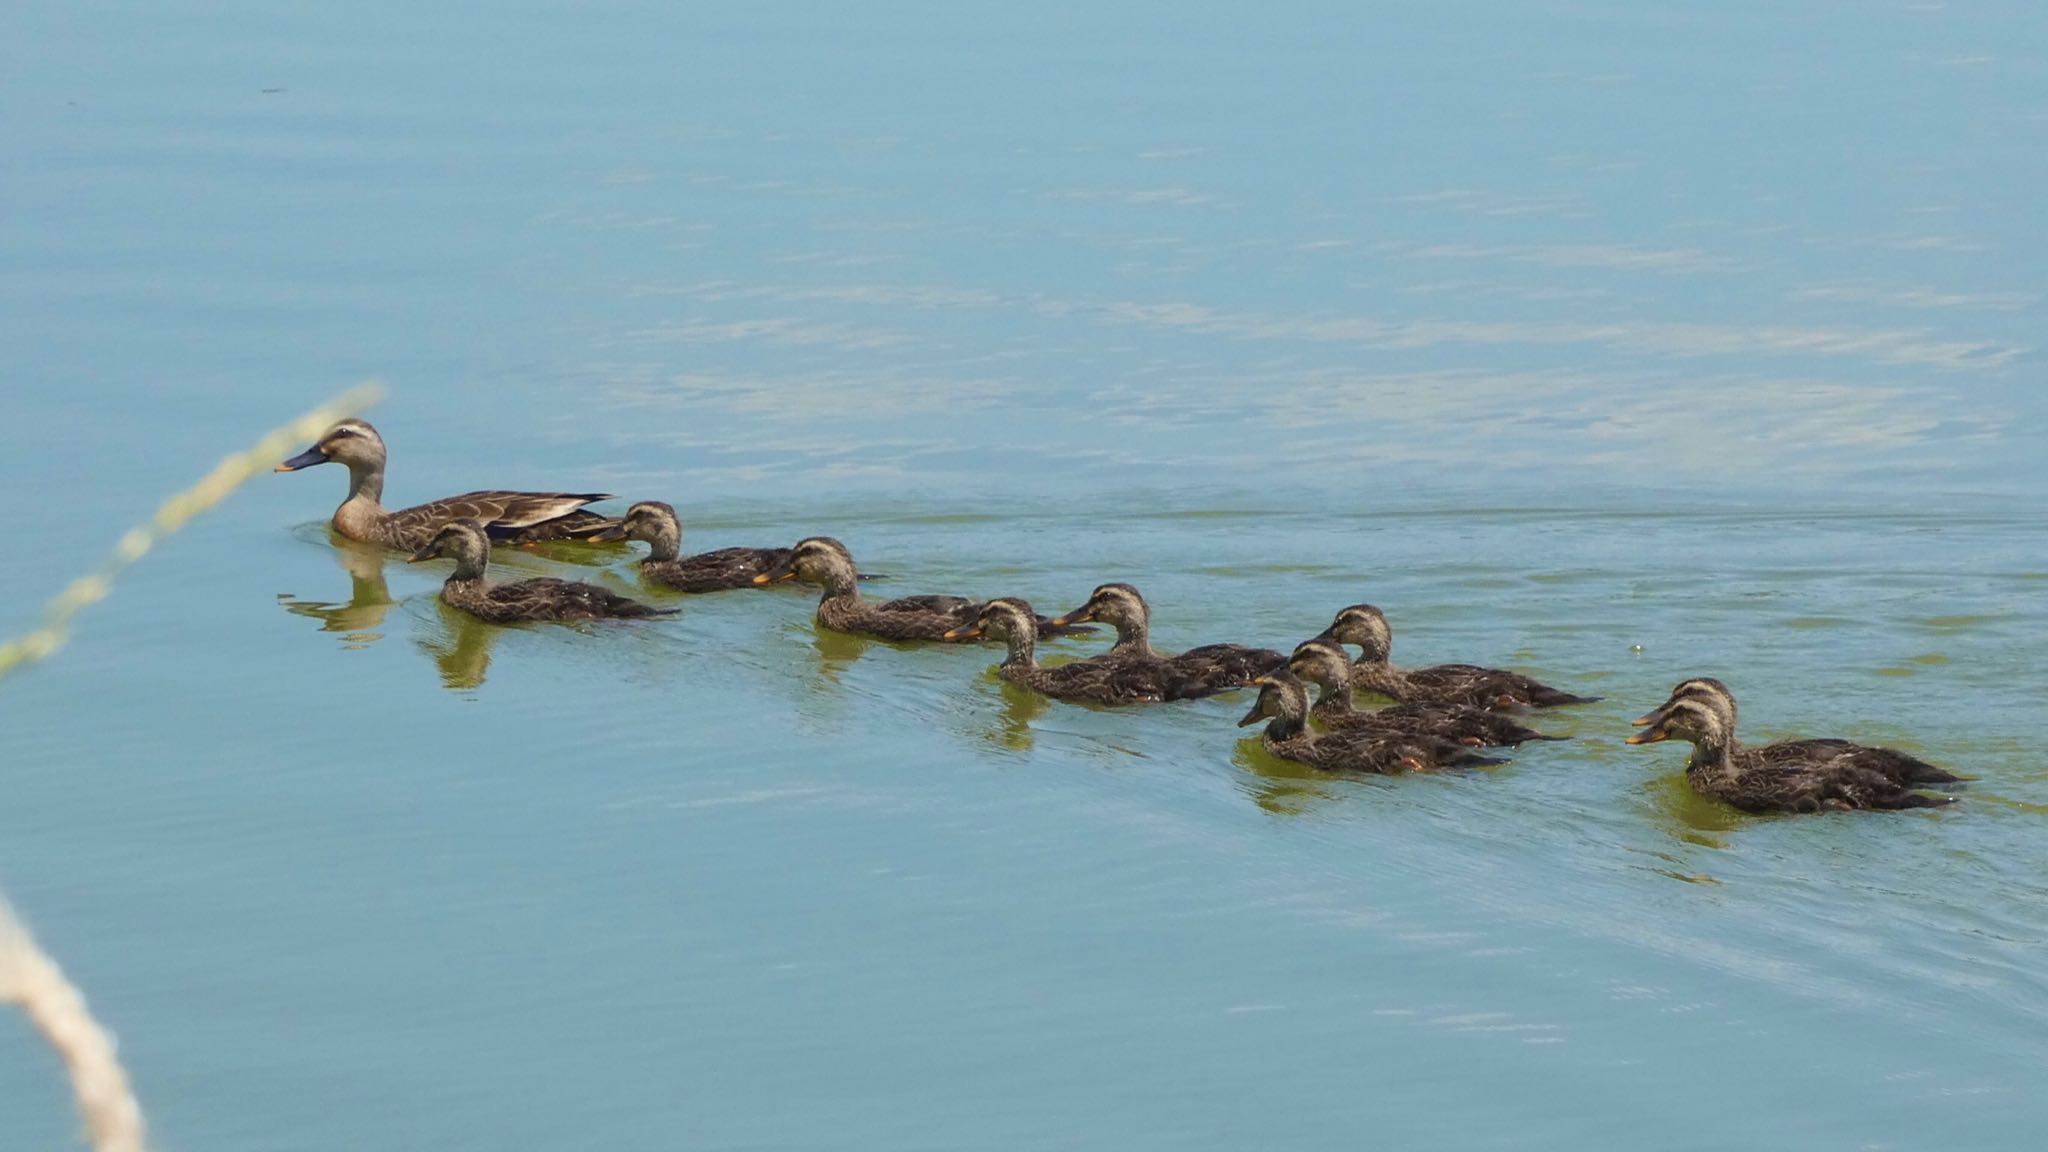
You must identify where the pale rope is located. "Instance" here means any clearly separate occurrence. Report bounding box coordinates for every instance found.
[0,382,383,683]
[1,383,383,1150]
[0,900,146,1152]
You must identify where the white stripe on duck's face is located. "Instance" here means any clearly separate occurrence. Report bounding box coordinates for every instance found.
[977,598,1037,639]
[1628,698,1726,746]
[1285,640,1352,688]
[1084,583,1150,628]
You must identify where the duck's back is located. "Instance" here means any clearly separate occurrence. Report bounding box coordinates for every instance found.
[1165,643,1285,696]
[1746,738,1961,786]
[468,577,675,623]
[384,490,616,548]
[1707,757,1953,813]
[1008,656,1169,704]
[1407,663,1598,709]
[648,546,794,593]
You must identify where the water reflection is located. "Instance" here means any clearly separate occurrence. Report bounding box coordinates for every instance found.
[809,623,876,683]
[277,534,399,649]
[1640,771,1744,850]
[988,682,1052,752]
[1230,737,1350,817]
[281,531,506,690]
[413,600,504,692]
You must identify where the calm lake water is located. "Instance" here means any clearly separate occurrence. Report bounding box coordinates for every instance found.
[4,1,2046,1148]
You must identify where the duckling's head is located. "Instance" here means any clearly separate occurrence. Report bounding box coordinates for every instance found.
[276,418,387,474]
[1285,638,1354,693]
[594,501,682,549]
[943,597,1037,642]
[753,536,856,588]
[1315,603,1393,662]
[407,518,491,569]
[1237,670,1310,727]
[1051,582,1150,631]
[1625,697,1728,749]
[1632,676,1738,727]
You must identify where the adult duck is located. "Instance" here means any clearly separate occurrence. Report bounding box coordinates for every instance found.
[277,420,618,549]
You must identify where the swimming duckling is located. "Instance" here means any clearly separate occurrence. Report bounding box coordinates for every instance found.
[1315,603,1598,710]
[277,420,618,549]
[753,537,1086,642]
[1627,696,1953,812]
[1050,582,1284,695]
[1236,671,1502,774]
[592,502,792,593]
[944,598,1175,704]
[1285,640,1565,747]
[407,520,676,623]
[1636,677,1960,788]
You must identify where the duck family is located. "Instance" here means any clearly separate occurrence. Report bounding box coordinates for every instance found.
[280,420,1966,818]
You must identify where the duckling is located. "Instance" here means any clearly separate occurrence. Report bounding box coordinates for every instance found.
[1315,603,1598,710]
[1285,640,1565,747]
[1236,671,1502,774]
[753,537,1086,642]
[1636,677,1960,788]
[407,519,676,624]
[1050,582,1284,695]
[1627,696,1953,813]
[943,598,1188,704]
[277,420,619,549]
[592,502,792,593]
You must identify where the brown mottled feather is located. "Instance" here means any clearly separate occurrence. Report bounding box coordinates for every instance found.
[411,520,675,624]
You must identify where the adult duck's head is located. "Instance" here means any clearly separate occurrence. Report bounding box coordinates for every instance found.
[276,418,387,474]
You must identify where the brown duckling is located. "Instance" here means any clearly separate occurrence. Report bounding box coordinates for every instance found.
[752,537,1086,642]
[1636,677,1960,788]
[1050,582,1284,696]
[1285,640,1565,747]
[407,520,676,624]
[1627,696,1954,813]
[277,420,618,549]
[593,502,792,593]
[1236,671,1504,774]
[1315,603,1598,710]
[944,598,1176,704]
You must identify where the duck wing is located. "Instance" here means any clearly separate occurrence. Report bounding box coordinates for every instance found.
[1170,643,1286,686]
[649,546,794,593]
[387,491,616,548]
[1370,702,1566,747]
[485,577,676,621]
[1409,663,1599,709]
[1029,656,1170,704]
[1749,738,1961,786]
[1716,758,1953,813]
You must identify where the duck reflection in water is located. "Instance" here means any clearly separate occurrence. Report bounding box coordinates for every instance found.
[279,529,503,690]
[277,532,399,649]
[414,598,502,691]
